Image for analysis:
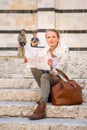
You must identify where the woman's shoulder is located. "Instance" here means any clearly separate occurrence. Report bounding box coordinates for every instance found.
[53,43,69,57]
[59,42,68,50]
[56,43,69,52]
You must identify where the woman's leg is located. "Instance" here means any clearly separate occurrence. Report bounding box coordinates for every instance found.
[40,73,50,103]
[31,68,43,87]
[29,73,60,120]
[40,73,60,103]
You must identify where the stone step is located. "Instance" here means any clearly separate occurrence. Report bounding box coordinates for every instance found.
[0,79,37,89]
[0,78,86,89]
[0,58,87,89]
[0,117,87,130]
[0,58,23,66]
[0,88,40,102]
[0,51,17,57]
[0,101,87,119]
[0,73,32,79]
[82,89,87,103]
[0,88,86,103]
[0,58,28,71]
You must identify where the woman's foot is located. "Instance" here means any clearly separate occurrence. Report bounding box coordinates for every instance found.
[28,102,46,120]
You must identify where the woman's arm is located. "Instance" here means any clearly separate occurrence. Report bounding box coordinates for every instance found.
[50,47,69,75]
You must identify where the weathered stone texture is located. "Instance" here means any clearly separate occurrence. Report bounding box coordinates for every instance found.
[59,34,87,48]
[0,14,36,30]
[0,89,40,101]
[37,12,55,29]
[38,0,55,8]
[68,51,87,79]
[58,14,87,30]
[0,79,38,89]
[56,0,87,9]
[0,34,32,47]
[0,102,87,119]
[0,0,87,129]
[0,0,37,10]
[0,118,87,130]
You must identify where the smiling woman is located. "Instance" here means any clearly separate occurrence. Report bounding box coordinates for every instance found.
[28,29,69,120]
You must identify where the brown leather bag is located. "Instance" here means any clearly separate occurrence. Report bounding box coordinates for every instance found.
[52,69,83,105]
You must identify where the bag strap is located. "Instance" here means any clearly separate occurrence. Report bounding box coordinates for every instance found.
[56,69,70,81]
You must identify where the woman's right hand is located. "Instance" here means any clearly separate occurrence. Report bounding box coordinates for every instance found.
[48,59,53,69]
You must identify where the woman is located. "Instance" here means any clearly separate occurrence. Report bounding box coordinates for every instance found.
[29,29,69,120]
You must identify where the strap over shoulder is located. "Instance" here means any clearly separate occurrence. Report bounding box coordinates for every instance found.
[56,69,70,81]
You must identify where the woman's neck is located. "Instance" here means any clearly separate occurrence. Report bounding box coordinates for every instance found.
[50,44,58,52]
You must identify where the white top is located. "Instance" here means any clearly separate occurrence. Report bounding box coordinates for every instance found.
[25,43,69,74]
[42,42,69,75]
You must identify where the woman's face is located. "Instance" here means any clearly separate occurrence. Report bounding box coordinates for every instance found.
[46,31,59,48]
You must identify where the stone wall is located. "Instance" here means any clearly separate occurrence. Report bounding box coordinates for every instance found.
[0,0,87,82]
[0,0,87,48]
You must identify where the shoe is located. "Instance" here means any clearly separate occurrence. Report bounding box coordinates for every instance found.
[29,102,46,120]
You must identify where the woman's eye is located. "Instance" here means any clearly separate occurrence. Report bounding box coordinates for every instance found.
[52,36,56,38]
[47,36,50,39]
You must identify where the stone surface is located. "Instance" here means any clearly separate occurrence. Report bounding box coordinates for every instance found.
[38,0,55,8]
[59,33,87,48]
[0,88,40,101]
[0,0,37,10]
[37,12,55,29]
[0,117,87,130]
[0,102,86,119]
[82,90,87,103]
[0,14,36,30]
[0,0,87,129]
[0,79,38,89]
[0,0,87,48]
[56,0,87,9]
[58,13,87,30]
[0,88,86,102]
[85,80,87,89]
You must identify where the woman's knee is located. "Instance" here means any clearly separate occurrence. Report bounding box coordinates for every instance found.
[41,73,50,81]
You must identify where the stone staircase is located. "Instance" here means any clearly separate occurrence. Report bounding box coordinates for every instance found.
[0,57,87,130]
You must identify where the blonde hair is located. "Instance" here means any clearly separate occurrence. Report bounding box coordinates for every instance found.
[45,29,60,38]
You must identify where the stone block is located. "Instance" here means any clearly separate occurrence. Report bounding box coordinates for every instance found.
[0,117,87,130]
[85,80,87,89]
[46,104,79,118]
[0,14,36,30]
[82,90,87,103]
[60,34,87,48]
[37,12,55,29]
[0,88,40,101]
[0,34,31,47]
[56,0,87,9]
[0,102,86,119]
[74,79,85,89]
[57,13,87,30]
[68,51,87,79]
[79,103,87,119]
[0,0,37,10]
[0,79,38,89]
[38,0,55,8]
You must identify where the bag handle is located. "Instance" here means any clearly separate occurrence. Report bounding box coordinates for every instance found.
[56,69,70,81]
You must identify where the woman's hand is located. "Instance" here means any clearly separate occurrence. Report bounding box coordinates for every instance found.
[48,59,53,69]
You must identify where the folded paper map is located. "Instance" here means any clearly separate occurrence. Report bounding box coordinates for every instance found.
[24,45,50,70]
